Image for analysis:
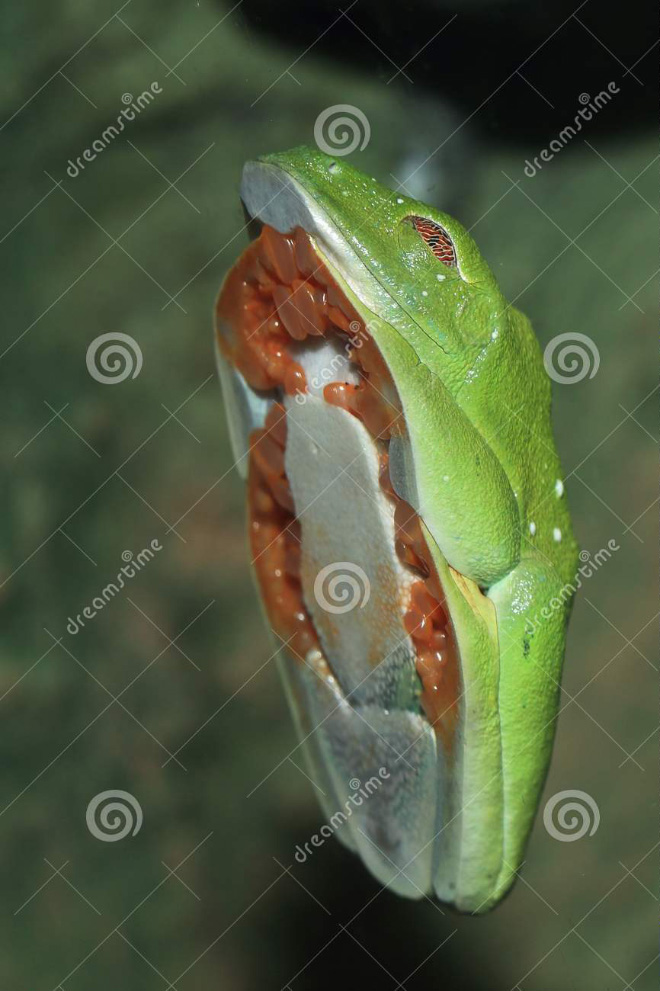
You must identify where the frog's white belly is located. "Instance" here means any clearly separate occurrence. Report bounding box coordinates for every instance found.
[282,385,445,897]
[284,394,415,701]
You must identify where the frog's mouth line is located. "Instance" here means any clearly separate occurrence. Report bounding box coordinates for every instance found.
[215,223,462,749]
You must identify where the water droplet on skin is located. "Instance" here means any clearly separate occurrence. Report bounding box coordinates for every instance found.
[436,273,445,281]
[529,521,537,536]
[553,527,562,542]
[491,329,499,340]
[555,479,564,497]
[421,290,428,296]
[396,197,404,204]
[442,475,450,482]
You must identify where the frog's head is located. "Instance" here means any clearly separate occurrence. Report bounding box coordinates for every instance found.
[240,145,507,364]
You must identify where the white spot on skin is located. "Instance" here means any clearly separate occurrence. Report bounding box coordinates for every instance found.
[555,479,564,497]
[529,521,537,536]
[422,290,428,297]
[511,580,534,615]
[491,329,499,340]
[442,475,450,482]
[396,197,404,204]
[436,273,446,282]
[553,527,562,542]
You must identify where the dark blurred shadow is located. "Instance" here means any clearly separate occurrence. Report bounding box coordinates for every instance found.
[235,0,654,143]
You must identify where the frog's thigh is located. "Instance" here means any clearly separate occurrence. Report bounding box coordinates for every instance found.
[277,647,357,853]
[284,646,438,898]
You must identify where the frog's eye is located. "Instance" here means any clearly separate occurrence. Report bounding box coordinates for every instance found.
[406,215,457,269]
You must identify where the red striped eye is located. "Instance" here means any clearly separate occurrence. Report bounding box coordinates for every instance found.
[407,216,457,268]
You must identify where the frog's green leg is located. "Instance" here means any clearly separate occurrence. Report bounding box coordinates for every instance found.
[487,553,572,905]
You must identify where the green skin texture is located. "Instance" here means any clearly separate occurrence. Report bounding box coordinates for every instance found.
[255,146,579,910]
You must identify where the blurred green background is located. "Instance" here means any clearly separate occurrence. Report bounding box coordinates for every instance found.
[2,1,656,988]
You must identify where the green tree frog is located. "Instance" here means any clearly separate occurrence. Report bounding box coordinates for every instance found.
[214,146,578,913]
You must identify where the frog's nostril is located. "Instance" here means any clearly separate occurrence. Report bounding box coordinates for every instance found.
[327,161,338,173]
